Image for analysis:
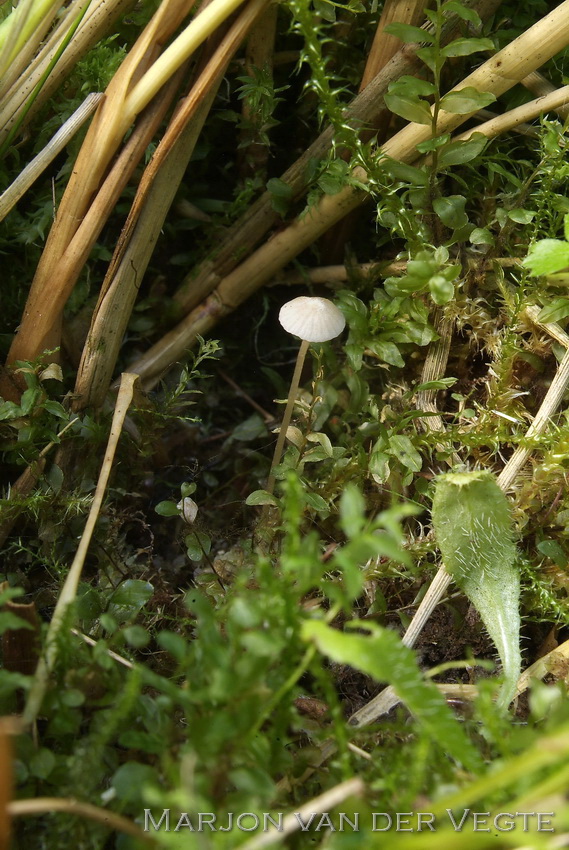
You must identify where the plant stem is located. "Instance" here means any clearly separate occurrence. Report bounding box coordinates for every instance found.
[22,373,138,727]
[266,338,309,496]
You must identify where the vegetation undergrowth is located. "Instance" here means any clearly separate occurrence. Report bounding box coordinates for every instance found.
[1,0,569,847]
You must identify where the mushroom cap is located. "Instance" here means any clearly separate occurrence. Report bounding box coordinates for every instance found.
[278,296,346,343]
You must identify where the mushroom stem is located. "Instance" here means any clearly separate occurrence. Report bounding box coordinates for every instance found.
[266,338,310,495]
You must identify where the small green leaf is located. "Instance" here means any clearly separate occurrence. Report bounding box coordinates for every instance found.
[267,177,293,215]
[388,435,422,472]
[245,490,279,506]
[266,177,292,197]
[30,748,56,780]
[437,134,487,167]
[439,87,496,114]
[508,208,535,224]
[429,275,455,305]
[523,239,569,275]
[185,531,211,561]
[123,625,150,648]
[155,500,180,517]
[384,22,434,43]
[314,0,335,20]
[367,339,405,367]
[384,93,433,125]
[112,763,158,802]
[303,492,329,512]
[537,299,569,323]
[443,1,481,26]
[416,377,457,391]
[442,37,494,57]
[306,432,334,456]
[433,195,468,229]
[44,400,68,418]
[417,46,438,73]
[381,159,429,186]
[339,484,366,538]
[537,539,568,567]
[389,75,437,97]
[158,630,188,661]
[416,133,451,154]
[232,414,266,441]
[469,227,494,245]
[108,580,154,623]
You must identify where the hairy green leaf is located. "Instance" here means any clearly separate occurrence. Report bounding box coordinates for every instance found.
[432,471,520,710]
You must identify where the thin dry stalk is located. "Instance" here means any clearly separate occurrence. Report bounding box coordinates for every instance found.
[0,92,103,221]
[0,0,62,86]
[74,0,269,410]
[7,0,192,364]
[498,333,569,492]
[132,0,569,384]
[8,798,155,845]
[22,374,138,727]
[416,307,456,436]
[240,778,365,850]
[522,69,569,120]
[515,637,569,698]
[360,0,427,91]
[454,84,569,143]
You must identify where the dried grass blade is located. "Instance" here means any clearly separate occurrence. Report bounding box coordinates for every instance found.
[0,92,103,221]
[22,373,138,727]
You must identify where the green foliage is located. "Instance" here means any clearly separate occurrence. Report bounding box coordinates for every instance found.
[303,619,481,769]
[3,0,569,845]
[432,471,521,710]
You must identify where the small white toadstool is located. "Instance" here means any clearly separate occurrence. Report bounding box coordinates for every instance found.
[278,296,346,343]
[266,296,346,495]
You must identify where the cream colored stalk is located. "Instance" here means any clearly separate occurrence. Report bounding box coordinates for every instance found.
[8,797,154,844]
[128,0,569,385]
[0,92,103,222]
[7,0,252,366]
[453,84,569,142]
[23,373,138,727]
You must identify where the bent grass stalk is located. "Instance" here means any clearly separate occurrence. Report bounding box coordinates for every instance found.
[22,374,138,727]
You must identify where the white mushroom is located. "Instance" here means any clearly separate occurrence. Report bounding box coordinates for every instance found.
[278,296,346,343]
[266,296,346,495]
